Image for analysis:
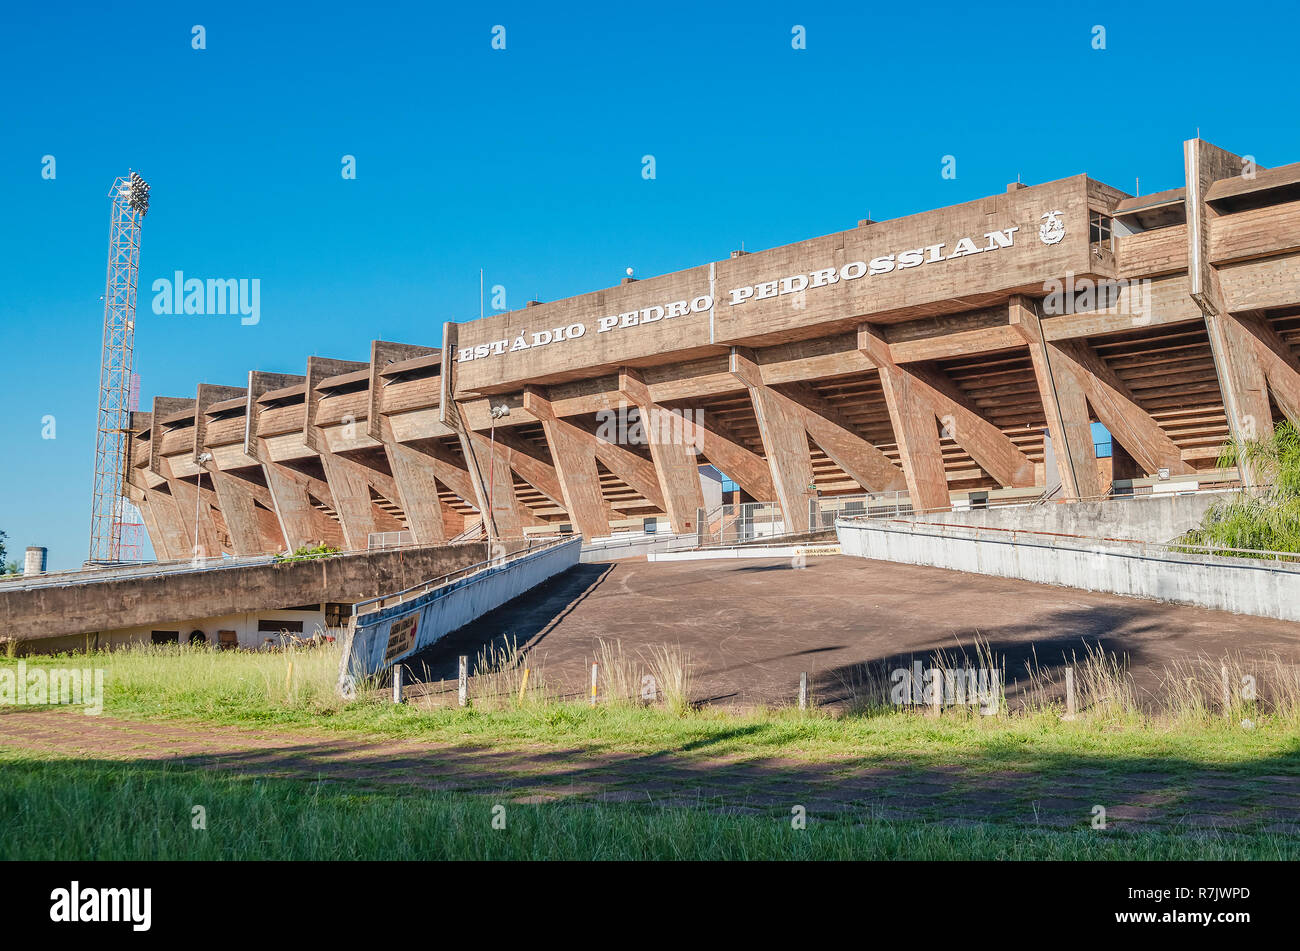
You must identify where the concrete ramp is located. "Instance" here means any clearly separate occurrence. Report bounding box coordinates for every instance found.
[342,536,582,681]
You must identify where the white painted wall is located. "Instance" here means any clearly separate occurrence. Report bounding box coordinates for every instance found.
[40,606,332,652]
[345,537,582,678]
[836,518,1300,622]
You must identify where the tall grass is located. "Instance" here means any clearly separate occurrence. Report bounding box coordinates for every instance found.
[1179,421,1300,556]
[83,640,351,718]
[594,638,691,714]
[467,637,547,709]
[8,634,1300,729]
[831,636,1300,726]
[1020,640,1138,716]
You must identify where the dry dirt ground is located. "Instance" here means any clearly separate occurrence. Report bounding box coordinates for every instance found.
[3,710,1299,833]
[405,555,1300,708]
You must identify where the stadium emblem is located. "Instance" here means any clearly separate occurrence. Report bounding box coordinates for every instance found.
[1039,210,1065,245]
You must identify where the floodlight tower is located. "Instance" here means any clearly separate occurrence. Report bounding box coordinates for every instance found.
[88,171,150,564]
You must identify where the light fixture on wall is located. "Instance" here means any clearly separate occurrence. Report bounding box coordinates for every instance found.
[486,404,511,542]
[194,452,213,562]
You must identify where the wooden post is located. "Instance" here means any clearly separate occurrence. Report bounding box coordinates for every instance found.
[1221,665,1232,719]
[458,655,468,707]
[392,665,404,704]
[590,663,599,706]
[517,667,530,706]
[1063,666,1076,720]
[931,669,942,717]
[799,671,808,711]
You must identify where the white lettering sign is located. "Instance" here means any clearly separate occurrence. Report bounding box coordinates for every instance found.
[456,224,1026,362]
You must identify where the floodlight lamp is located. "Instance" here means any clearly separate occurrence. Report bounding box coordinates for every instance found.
[126,171,151,217]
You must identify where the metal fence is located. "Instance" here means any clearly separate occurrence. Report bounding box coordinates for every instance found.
[695,501,785,547]
[367,530,414,550]
[809,491,913,530]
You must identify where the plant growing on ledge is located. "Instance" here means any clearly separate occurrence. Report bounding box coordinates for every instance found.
[274,543,343,564]
[1178,420,1300,558]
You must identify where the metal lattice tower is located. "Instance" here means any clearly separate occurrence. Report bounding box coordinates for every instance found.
[88,172,150,564]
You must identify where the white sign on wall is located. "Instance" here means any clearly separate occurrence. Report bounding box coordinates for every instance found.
[457,223,1034,364]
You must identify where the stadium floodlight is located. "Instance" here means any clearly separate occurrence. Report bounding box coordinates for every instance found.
[126,171,150,217]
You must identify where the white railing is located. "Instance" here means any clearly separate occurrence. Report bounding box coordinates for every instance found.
[809,491,913,530]
[367,530,413,550]
[351,535,571,615]
[696,501,785,547]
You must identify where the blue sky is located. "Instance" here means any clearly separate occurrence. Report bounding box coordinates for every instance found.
[2,1,1297,569]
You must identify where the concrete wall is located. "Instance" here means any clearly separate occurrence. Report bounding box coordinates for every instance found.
[922,490,1233,544]
[648,542,840,563]
[581,532,698,562]
[344,537,583,679]
[1,542,516,643]
[836,518,1300,622]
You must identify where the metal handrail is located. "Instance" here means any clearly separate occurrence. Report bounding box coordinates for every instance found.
[352,534,574,615]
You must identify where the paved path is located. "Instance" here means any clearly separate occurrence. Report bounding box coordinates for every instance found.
[3,711,1298,835]
[407,556,1300,709]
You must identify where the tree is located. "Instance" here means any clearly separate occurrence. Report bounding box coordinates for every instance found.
[1180,421,1300,556]
[0,530,18,576]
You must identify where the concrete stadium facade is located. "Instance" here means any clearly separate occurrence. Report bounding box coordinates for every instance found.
[124,138,1300,558]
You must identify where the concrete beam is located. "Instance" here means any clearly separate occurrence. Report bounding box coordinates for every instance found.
[730,348,817,532]
[619,367,705,533]
[521,386,613,538]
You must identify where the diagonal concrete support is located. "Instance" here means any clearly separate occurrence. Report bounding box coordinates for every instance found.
[776,379,910,493]
[521,386,612,538]
[207,467,283,555]
[1237,312,1300,425]
[261,461,347,551]
[618,367,705,533]
[1012,297,1103,499]
[730,349,817,532]
[690,413,775,501]
[383,440,448,545]
[897,365,1036,488]
[1052,338,1195,478]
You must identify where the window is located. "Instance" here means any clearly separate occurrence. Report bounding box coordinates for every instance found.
[1089,212,1113,253]
[151,631,179,645]
[257,619,303,634]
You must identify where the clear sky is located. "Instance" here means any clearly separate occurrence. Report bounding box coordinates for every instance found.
[3,1,1297,570]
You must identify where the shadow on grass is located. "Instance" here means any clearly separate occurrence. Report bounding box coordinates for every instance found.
[1,747,1297,861]
[4,703,1299,859]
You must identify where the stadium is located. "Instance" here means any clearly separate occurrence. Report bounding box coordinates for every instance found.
[120,138,1298,560]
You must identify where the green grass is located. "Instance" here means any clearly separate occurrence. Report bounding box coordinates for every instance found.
[273,543,341,563]
[7,645,1300,767]
[4,646,1300,860]
[2,750,1293,861]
